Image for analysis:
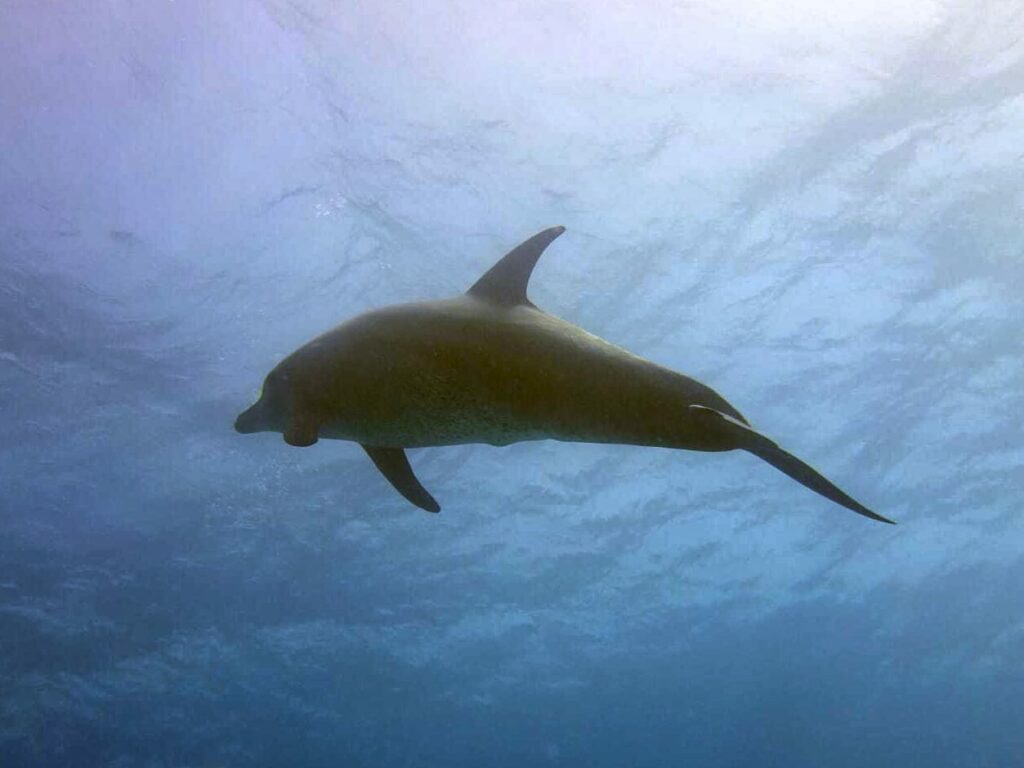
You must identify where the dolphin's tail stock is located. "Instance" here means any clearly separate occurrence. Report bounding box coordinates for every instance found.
[688,405,894,524]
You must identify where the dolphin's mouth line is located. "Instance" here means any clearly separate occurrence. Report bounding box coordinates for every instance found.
[234,404,262,434]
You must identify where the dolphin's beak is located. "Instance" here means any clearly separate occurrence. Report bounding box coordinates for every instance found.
[234,403,264,434]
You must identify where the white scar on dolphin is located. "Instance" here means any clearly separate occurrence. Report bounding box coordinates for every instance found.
[236,227,893,524]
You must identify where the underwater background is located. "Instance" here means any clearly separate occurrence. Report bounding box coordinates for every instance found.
[2,0,1023,765]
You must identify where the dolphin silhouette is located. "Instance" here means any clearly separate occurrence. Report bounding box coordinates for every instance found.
[236,227,892,524]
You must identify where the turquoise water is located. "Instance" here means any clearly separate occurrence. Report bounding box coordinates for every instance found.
[2,1,1023,765]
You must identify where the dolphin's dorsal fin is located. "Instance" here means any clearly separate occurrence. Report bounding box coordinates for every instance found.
[467,226,566,307]
[361,444,440,513]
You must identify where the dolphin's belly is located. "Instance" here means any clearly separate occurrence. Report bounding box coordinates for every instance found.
[310,302,736,450]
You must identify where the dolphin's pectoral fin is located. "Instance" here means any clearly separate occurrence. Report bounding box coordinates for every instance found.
[467,226,566,307]
[283,414,319,447]
[688,405,894,524]
[361,445,441,513]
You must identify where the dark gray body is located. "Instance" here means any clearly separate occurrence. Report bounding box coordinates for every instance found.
[287,298,742,450]
[236,227,892,523]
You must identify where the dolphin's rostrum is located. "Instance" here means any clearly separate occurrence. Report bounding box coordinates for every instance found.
[236,227,893,524]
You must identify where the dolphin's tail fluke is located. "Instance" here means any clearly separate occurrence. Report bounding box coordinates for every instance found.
[740,433,895,524]
[689,405,894,524]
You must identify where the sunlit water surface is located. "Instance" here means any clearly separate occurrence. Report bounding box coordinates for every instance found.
[2,1,1023,765]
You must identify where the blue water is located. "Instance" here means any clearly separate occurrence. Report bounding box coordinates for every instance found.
[3,1,1023,765]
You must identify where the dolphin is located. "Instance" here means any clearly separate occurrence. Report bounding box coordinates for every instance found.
[235,227,893,524]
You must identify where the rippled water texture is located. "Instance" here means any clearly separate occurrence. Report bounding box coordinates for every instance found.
[2,1,1023,765]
